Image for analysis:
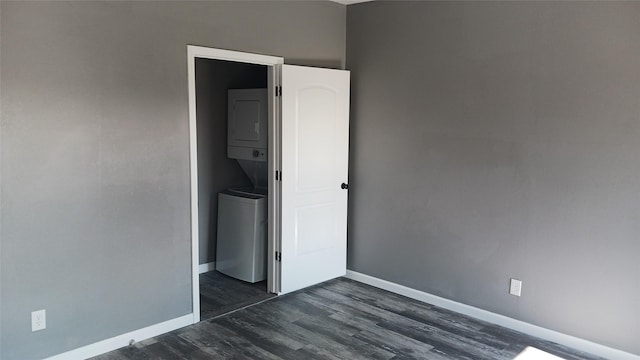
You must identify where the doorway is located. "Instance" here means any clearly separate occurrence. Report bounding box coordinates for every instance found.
[187,46,283,323]
[188,46,351,325]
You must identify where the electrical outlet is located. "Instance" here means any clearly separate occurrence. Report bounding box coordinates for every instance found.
[509,278,522,297]
[31,309,46,331]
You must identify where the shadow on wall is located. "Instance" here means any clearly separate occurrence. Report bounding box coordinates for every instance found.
[286,58,344,69]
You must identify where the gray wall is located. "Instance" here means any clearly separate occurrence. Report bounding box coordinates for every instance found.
[0,1,345,359]
[347,1,640,356]
[196,59,266,265]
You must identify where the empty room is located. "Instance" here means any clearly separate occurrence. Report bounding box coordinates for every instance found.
[1,1,638,359]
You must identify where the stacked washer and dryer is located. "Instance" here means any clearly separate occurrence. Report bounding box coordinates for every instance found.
[216,89,269,283]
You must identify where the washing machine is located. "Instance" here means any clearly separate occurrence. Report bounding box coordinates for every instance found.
[216,187,267,283]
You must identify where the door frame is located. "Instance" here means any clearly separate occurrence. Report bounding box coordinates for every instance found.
[187,45,284,324]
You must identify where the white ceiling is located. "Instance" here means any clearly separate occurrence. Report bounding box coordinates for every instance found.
[329,0,375,5]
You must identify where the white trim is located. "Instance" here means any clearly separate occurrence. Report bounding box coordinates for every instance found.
[44,314,192,360]
[187,45,201,324]
[187,45,285,324]
[188,46,283,66]
[267,65,282,294]
[198,262,216,274]
[345,270,640,360]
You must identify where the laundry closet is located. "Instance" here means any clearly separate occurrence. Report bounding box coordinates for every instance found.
[195,58,274,319]
[190,46,351,318]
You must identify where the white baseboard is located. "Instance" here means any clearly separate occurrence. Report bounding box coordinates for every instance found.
[345,270,639,360]
[44,314,193,360]
[199,262,216,274]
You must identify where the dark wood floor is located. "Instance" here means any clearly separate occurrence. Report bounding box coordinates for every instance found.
[200,271,275,320]
[92,277,605,360]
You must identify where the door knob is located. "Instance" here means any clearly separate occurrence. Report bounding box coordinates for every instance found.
[341,183,349,190]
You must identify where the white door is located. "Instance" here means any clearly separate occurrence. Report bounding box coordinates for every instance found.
[280,65,350,294]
